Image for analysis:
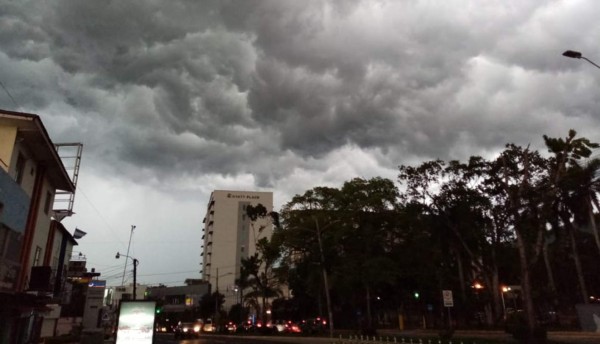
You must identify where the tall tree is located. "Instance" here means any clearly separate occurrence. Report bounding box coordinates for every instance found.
[279,186,343,337]
[242,204,284,323]
[486,144,552,342]
[544,130,600,304]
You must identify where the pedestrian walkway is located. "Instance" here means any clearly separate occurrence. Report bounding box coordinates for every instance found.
[250,329,600,344]
[376,329,600,344]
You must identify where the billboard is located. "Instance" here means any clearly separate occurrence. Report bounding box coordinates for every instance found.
[115,301,156,344]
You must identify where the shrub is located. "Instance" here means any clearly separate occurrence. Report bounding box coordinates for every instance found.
[505,311,547,344]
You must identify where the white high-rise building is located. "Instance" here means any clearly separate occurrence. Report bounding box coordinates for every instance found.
[201,190,273,308]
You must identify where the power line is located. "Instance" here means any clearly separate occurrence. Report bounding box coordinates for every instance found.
[0,80,18,108]
[136,270,199,277]
[77,187,126,250]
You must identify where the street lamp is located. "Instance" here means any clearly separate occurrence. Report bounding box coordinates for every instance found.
[212,269,233,328]
[121,225,136,286]
[562,50,600,69]
[116,252,139,300]
[298,216,338,338]
[500,286,510,319]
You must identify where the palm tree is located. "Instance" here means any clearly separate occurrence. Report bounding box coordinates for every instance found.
[544,130,600,304]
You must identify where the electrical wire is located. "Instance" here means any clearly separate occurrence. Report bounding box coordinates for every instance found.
[0,80,18,108]
[77,187,127,250]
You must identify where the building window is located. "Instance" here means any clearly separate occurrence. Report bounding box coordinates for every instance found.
[15,153,25,184]
[44,191,53,214]
[33,246,42,266]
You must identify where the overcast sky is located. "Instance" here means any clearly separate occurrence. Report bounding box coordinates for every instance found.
[2,0,600,287]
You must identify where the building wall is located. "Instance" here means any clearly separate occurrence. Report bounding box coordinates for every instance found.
[27,177,55,273]
[202,190,273,308]
[0,110,79,343]
[0,126,16,172]
[8,141,37,198]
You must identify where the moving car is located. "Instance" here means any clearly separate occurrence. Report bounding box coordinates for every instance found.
[173,321,202,339]
[202,319,215,332]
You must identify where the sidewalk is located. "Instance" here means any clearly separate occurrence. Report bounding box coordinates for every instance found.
[377,329,600,343]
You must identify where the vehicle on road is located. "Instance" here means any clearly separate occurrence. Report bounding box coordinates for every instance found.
[202,318,215,332]
[300,317,327,334]
[173,321,202,339]
[226,321,237,332]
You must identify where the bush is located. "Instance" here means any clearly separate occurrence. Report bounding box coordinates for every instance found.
[438,327,454,340]
[505,311,547,344]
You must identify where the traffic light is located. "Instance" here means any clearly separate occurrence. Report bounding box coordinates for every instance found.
[156,307,162,314]
[414,292,420,299]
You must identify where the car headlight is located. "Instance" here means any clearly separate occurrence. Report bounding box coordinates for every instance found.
[194,326,201,332]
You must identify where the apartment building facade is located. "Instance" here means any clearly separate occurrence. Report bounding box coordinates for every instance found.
[201,190,273,309]
[0,109,81,343]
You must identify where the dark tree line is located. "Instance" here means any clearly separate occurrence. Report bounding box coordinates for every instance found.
[235,130,600,343]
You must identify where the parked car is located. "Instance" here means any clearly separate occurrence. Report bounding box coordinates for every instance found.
[174,321,202,339]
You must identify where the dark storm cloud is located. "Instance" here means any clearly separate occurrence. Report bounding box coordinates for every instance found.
[4,0,600,287]
[2,0,600,186]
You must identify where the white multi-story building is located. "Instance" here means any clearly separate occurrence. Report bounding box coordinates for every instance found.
[201,190,273,308]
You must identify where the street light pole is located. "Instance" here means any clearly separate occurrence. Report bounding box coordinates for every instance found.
[133,258,138,300]
[121,225,136,286]
[116,252,139,300]
[213,269,233,329]
[313,216,336,339]
[562,50,600,69]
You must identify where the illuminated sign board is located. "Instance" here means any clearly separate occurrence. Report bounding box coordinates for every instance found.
[89,280,106,288]
[115,301,156,344]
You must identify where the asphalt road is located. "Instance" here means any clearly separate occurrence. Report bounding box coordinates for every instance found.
[151,330,600,344]
[154,333,332,344]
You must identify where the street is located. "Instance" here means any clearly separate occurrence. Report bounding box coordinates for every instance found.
[150,330,600,344]
[153,333,332,344]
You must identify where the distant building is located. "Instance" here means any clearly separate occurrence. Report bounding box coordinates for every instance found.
[0,109,82,343]
[145,279,210,321]
[105,283,150,308]
[201,190,273,309]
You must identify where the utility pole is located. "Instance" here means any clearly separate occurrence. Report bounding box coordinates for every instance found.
[121,225,136,286]
[133,259,138,300]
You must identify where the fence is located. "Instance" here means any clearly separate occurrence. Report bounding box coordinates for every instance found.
[333,335,480,344]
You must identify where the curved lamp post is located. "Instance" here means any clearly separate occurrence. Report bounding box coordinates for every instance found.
[563,50,600,69]
[116,252,139,300]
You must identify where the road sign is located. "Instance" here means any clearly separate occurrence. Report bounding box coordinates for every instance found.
[442,290,454,307]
